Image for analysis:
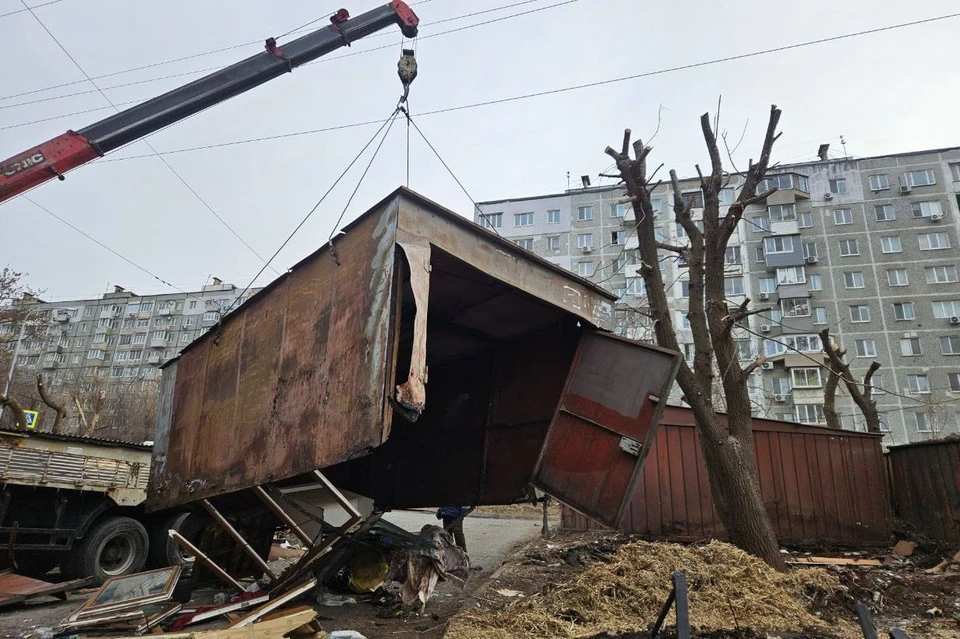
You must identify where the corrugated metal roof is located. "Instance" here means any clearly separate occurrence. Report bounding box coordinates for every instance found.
[0,428,151,451]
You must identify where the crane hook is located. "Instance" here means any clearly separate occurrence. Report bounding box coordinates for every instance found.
[398,49,417,103]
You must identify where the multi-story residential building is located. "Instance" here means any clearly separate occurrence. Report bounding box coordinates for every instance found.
[4,279,258,387]
[477,146,960,445]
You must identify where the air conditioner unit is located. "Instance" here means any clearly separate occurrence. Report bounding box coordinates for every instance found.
[899,185,912,194]
[805,255,819,264]
[951,316,960,325]
[760,325,771,333]
[581,246,592,253]
[761,362,775,370]
[774,394,785,403]
[759,292,770,301]
[930,214,943,222]
[823,192,833,200]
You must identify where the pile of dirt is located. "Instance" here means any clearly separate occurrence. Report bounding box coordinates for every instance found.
[446,540,846,639]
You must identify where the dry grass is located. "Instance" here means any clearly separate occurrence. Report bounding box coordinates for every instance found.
[446,540,849,639]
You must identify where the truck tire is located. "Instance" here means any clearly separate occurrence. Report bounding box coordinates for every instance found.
[147,512,206,569]
[64,516,149,584]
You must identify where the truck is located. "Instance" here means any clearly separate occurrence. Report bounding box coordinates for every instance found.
[0,1,422,583]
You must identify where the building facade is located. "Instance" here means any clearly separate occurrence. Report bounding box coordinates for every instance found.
[4,279,258,387]
[477,146,960,445]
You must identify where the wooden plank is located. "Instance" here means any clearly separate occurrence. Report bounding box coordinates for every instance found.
[787,556,881,566]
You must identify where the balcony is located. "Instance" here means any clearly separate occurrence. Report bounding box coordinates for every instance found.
[776,283,810,299]
[149,338,168,348]
[44,343,63,354]
[147,353,161,364]
[769,220,799,236]
[41,360,59,370]
[158,307,173,316]
[756,173,810,200]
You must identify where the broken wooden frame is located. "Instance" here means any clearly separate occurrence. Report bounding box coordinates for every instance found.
[71,565,181,620]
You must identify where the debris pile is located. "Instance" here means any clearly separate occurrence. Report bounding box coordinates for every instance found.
[447,539,843,638]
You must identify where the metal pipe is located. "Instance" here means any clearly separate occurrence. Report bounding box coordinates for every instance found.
[168,530,244,593]
[201,499,277,583]
[252,486,313,547]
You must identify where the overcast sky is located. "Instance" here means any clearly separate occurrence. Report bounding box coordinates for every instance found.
[2,0,959,301]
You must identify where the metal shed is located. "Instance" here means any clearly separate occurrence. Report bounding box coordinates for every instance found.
[887,437,960,543]
[149,188,680,529]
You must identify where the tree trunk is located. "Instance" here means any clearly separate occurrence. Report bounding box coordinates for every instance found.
[0,394,28,431]
[36,374,68,434]
[823,368,842,430]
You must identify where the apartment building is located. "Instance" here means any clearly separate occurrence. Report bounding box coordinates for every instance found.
[4,279,258,387]
[476,146,960,445]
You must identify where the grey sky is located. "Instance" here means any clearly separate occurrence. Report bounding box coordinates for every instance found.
[2,0,958,300]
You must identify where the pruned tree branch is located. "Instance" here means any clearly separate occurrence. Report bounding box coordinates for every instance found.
[655,241,687,254]
[0,394,27,431]
[36,374,67,435]
[819,328,883,433]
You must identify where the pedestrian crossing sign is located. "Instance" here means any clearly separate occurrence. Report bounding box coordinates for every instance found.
[23,410,38,430]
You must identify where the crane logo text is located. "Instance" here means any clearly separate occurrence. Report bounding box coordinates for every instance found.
[1,152,46,178]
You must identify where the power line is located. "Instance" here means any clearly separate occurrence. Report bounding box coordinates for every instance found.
[0,0,550,107]
[18,9,950,163]
[19,1,280,276]
[0,0,63,20]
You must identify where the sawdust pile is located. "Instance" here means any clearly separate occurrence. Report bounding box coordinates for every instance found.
[447,540,845,639]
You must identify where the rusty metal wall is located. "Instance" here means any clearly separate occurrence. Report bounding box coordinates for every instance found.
[561,407,892,546]
[888,439,960,543]
[148,197,400,511]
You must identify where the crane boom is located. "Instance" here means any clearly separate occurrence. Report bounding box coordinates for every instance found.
[0,0,419,203]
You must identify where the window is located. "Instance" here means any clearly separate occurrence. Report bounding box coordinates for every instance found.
[577,233,593,249]
[942,336,960,355]
[914,412,932,432]
[202,311,219,322]
[838,239,859,256]
[855,339,877,357]
[880,236,902,253]
[950,373,960,392]
[782,297,810,317]
[725,246,742,265]
[71,354,80,364]
[919,232,951,250]
[802,242,820,259]
[188,300,197,310]
[808,274,822,291]
[772,377,791,395]
[926,266,958,284]
[577,206,593,221]
[136,319,149,328]
[869,174,889,191]
[87,349,104,360]
[75,338,84,348]
[850,305,871,322]
[753,216,770,231]
[894,302,916,320]
[611,231,625,245]
[675,222,686,238]
[765,339,786,357]
[153,330,168,341]
[792,368,823,388]
[951,163,960,182]
[905,169,936,187]
[514,212,533,227]
[833,208,853,225]
[829,178,847,194]
[184,318,194,327]
[755,246,765,263]
[547,209,560,224]
[683,343,695,362]
[480,212,502,229]
[181,333,192,344]
[681,191,704,209]
[768,204,796,222]
[93,333,106,344]
[797,212,812,228]
[870,375,886,396]
[900,338,922,356]
[650,198,663,215]
[907,374,930,394]
[875,204,895,221]
[515,238,533,250]
[577,261,594,277]
[84,307,93,317]
[610,203,628,218]
[613,256,626,274]
[844,271,865,289]
[133,333,146,345]
[679,313,692,329]
[887,269,909,286]
[115,351,128,362]
[625,277,644,296]
[796,404,825,425]
[718,188,735,205]
[141,302,153,312]
[764,236,794,254]
[724,277,744,296]
[912,201,943,218]
[933,300,960,318]
[129,349,142,360]
[777,266,806,285]
[757,174,802,193]
[759,277,777,294]
[122,318,134,328]
[814,307,828,324]
[784,334,823,353]
[547,236,560,251]
[80,323,89,333]
[171,317,179,327]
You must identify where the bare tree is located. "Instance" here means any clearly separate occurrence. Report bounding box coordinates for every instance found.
[36,374,67,434]
[605,105,786,570]
[819,327,881,433]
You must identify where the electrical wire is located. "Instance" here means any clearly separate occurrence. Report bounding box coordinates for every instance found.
[0,0,63,19]
[19,1,280,276]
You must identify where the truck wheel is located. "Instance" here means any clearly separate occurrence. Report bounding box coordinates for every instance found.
[64,516,148,584]
[147,512,206,569]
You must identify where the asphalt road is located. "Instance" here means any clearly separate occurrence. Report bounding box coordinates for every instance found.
[1,510,544,638]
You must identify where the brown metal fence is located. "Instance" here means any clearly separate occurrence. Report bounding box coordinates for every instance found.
[887,438,960,543]
[561,406,893,546]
